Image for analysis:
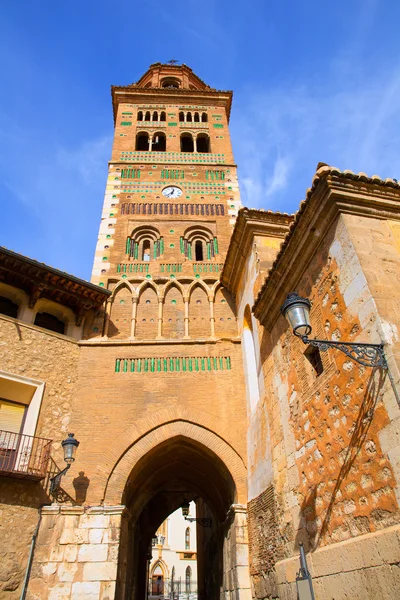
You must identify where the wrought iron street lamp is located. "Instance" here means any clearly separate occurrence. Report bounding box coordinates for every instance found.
[50,433,80,498]
[181,499,212,528]
[281,292,387,368]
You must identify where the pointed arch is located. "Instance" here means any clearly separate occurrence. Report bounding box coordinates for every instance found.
[214,286,237,338]
[163,283,185,339]
[112,280,135,297]
[108,284,133,339]
[101,420,247,506]
[162,279,185,298]
[136,283,158,340]
[188,279,210,298]
[189,282,209,338]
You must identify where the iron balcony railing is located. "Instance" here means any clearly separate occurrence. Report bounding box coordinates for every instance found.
[0,430,52,480]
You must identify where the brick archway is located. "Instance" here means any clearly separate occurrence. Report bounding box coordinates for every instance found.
[103,419,247,505]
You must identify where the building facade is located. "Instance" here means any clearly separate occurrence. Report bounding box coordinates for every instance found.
[0,63,400,600]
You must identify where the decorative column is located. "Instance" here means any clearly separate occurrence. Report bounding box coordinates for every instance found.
[156,297,164,339]
[148,136,153,152]
[103,299,113,338]
[130,297,138,339]
[209,297,215,338]
[193,136,197,153]
[184,297,190,339]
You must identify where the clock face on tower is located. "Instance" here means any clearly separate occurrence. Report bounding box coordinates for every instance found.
[162,186,182,199]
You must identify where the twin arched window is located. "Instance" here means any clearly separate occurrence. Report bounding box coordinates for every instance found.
[126,227,163,261]
[181,227,218,260]
[135,132,166,152]
[180,133,210,153]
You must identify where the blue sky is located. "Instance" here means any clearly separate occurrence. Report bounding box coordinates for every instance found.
[1,0,400,280]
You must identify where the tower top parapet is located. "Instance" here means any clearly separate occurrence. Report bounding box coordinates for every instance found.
[111,63,233,124]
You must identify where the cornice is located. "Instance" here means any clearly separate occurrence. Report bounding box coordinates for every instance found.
[221,208,293,297]
[253,165,400,329]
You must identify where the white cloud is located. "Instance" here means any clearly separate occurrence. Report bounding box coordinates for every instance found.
[231,67,400,213]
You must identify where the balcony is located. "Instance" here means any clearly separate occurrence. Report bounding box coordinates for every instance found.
[0,430,52,480]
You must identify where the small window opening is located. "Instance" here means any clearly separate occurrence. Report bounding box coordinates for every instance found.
[186,112,193,122]
[185,527,190,550]
[197,135,210,153]
[201,112,208,122]
[180,134,194,153]
[305,346,324,377]
[153,111,158,121]
[152,133,166,152]
[145,111,151,121]
[194,112,200,122]
[34,312,65,335]
[142,240,151,261]
[160,111,166,121]
[185,566,191,593]
[0,296,18,318]
[195,240,204,261]
[137,111,143,121]
[179,112,185,122]
[136,133,149,151]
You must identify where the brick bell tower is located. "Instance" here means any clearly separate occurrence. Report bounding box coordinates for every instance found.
[91,62,241,341]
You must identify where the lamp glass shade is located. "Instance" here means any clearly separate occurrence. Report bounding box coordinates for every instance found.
[61,433,80,464]
[181,500,190,517]
[281,293,312,337]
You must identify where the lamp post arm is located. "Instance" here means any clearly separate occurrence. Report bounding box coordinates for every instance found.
[184,517,212,528]
[50,463,71,496]
[300,336,387,369]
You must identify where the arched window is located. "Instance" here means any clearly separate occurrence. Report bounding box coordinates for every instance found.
[185,566,191,593]
[194,112,199,122]
[179,111,185,122]
[136,132,149,151]
[180,134,194,153]
[161,78,180,88]
[195,240,204,261]
[185,527,190,550]
[34,312,65,335]
[153,111,158,121]
[151,132,166,152]
[186,112,192,122]
[160,111,166,121]
[201,112,208,122]
[142,240,151,261]
[0,296,19,318]
[137,111,143,121]
[145,111,151,121]
[196,134,210,153]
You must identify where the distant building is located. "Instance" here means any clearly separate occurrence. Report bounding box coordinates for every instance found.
[149,502,197,600]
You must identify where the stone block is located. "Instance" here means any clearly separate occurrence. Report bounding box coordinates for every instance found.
[101,581,116,599]
[57,561,78,582]
[234,543,249,567]
[60,528,89,545]
[108,544,119,561]
[48,582,72,600]
[42,562,57,577]
[64,545,78,562]
[78,543,109,562]
[80,514,109,529]
[89,528,104,544]
[83,561,117,581]
[49,544,64,562]
[72,581,101,599]
[233,566,251,590]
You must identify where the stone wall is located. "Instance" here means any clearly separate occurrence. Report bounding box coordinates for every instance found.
[27,505,124,600]
[249,213,400,599]
[0,316,80,599]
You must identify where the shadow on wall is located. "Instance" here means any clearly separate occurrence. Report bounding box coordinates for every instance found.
[73,471,90,505]
[295,367,388,552]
